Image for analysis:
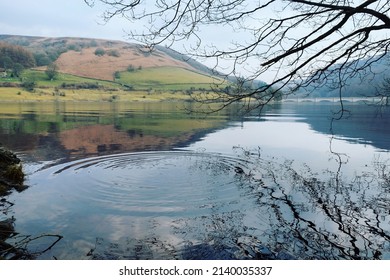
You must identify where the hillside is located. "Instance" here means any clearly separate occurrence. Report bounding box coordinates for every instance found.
[55,43,197,81]
[290,53,390,98]
[0,35,209,81]
[4,35,388,100]
[1,35,286,104]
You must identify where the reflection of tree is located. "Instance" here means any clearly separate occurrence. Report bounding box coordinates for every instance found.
[5,148,385,260]
[1,196,63,259]
[1,230,63,260]
[238,148,390,259]
[84,150,390,260]
[81,149,389,260]
[1,148,63,260]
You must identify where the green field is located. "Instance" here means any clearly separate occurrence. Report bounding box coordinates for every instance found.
[117,66,225,90]
[3,67,224,91]
[18,70,121,88]
[0,66,228,102]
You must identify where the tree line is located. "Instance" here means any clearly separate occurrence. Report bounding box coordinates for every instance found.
[0,42,59,91]
[0,42,35,77]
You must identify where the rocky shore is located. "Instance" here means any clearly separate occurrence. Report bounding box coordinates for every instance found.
[0,147,28,195]
[0,147,29,259]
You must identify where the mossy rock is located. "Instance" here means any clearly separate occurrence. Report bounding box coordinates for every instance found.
[3,164,25,185]
[0,218,14,240]
[0,183,11,196]
[0,147,28,194]
[0,147,21,167]
[0,149,31,260]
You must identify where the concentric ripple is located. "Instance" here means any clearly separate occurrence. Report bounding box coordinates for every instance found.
[34,151,255,216]
[11,150,390,260]
[11,151,263,259]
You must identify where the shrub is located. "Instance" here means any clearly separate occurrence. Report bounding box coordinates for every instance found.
[127,65,135,72]
[21,80,36,91]
[60,82,102,89]
[89,40,98,47]
[113,71,121,80]
[107,49,120,57]
[94,48,106,56]
[109,95,119,102]
[33,52,52,66]
[45,63,59,80]
[67,44,81,52]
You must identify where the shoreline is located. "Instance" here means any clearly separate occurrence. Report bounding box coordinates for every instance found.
[0,147,30,259]
[0,87,199,103]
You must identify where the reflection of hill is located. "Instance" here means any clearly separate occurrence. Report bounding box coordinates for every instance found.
[0,102,229,162]
[289,103,390,151]
[58,124,204,158]
[0,123,224,162]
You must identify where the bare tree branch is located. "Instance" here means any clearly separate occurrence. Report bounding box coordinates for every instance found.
[86,0,390,111]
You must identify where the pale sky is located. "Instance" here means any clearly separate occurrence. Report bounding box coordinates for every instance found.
[0,0,266,80]
[0,0,230,48]
[0,1,233,73]
[1,0,349,84]
[1,0,388,84]
[0,0,128,41]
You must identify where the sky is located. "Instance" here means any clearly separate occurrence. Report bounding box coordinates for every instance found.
[0,0,229,49]
[0,0,264,80]
[1,0,388,85]
[2,0,356,84]
[0,0,129,41]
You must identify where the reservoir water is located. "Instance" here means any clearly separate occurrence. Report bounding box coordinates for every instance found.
[1,101,389,259]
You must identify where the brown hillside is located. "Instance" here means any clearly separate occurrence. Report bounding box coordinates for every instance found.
[0,35,201,81]
[55,44,196,81]
[58,124,197,158]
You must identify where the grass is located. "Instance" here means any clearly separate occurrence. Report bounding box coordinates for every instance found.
[0,67,229,102]
[0,87,198,102]
[21,70,121,88]
[117,66,225,90]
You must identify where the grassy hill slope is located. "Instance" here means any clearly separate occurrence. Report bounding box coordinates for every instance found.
[55,44,197,81]
[117,66,222,90]
[0,35,227,101]
[0,35,210,81]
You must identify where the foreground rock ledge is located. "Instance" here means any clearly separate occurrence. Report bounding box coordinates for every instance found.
[0,147,28,196]
[0,147,29,259]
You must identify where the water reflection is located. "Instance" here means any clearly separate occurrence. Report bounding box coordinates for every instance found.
[0,102,227,162]
[3,150,389,260]
[1,102,390,260]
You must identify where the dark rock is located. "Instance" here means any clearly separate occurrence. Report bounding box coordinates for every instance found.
[0,218,14,240]
[0,147,21,166]
[0,147,28,193]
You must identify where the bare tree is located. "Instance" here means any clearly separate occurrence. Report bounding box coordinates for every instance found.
[377,76,390,106]
[84,0,390,111]
[45,63,59,81]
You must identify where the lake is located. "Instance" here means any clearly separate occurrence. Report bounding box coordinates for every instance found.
[1,101,389,260]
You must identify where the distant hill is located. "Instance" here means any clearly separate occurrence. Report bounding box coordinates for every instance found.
[0,34,215,81]
[292,53,390,98]
[0,35,284,102]
[6,34,386,99]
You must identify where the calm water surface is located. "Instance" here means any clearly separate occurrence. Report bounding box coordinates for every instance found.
[1,101,389,259]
